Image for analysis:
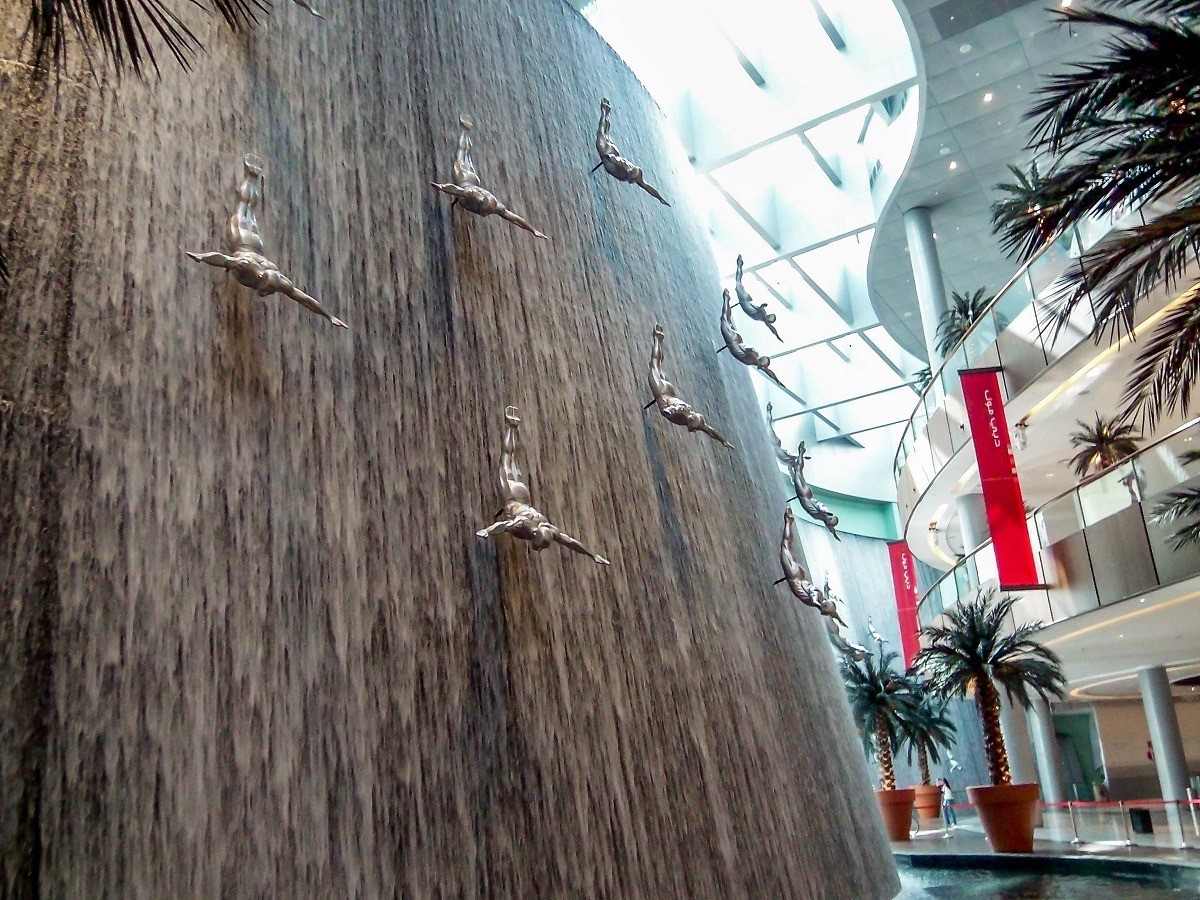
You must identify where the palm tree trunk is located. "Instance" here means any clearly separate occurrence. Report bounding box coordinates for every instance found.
[975,677,1011,787]
[874,712,896,790]
[917,744,931,786]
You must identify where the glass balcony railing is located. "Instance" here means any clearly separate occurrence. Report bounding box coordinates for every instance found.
[892,210,1133,490]
[917,417,1200,631]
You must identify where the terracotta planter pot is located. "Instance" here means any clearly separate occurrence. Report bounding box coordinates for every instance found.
[967,782,1039,853]
[913,784,942,823]
[875,788,916,841]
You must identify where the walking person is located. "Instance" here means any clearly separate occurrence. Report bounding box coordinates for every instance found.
[940,778,958,828]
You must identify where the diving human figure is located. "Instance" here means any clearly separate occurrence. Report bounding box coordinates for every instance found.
[646,324,734,449]
[735,255,782,342]
[786,441,841,541]
[826,617,869,661]
[592,98,670,206]
[432,117,548,239]
[291,0,324,16]
[775,507,820,608]
[188,155,347,328]
[719,290,786,388]
[476,407,609,565]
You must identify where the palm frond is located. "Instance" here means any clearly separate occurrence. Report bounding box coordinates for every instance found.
[897,681,956,767]
[1065,413,1141,478]
[839,649,916,759]
[935,288,993,358]
[915,588,1066,710]
[1028,8,1200,154]
[1122,283,1200,430]
[0,245,7,285]
[25,0,274,76]
[1180,449,1200,466]
[1151,486,1200,548]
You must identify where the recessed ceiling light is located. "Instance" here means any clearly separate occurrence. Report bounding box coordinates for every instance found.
[1045,472,1055,478]
[1139,598,1146,603]
[984,91,994,103]
[949,161,958,170]
[939,146,951,156]
[959,43,972,54]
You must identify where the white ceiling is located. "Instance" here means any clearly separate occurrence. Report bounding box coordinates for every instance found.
[869,0,1109,360]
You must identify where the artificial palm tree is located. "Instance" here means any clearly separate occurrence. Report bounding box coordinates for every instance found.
[1150,448,1200,547]
[993,1,1200,429]
[897,680,956,787]
[840,649,916,790]
[934,288,994,358]
[915,590,1065,788]
[1066,413,1142,478]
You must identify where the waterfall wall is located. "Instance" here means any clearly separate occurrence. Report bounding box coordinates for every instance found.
[0,1,897,895]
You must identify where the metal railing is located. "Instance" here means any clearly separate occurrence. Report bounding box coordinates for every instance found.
[892,212,1125,488]
[917,416,1200,629]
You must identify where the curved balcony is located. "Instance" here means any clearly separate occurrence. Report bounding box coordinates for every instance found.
[918,417,1200,632]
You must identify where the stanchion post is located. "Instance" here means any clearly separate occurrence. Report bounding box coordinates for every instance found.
[1188,789,1200,842]
[1175,801,1188,851]
[1119,800,1134,847]
[1068,801,1083,845]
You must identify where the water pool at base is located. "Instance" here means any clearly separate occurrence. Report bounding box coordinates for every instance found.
[896,863,1194,898]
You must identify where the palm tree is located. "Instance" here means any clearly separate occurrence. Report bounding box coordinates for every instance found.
[1066,413,1142,478]
[992,2,1200,430]
[16,0,289,76]
[897,680,956,787]
[912,366,933,393]
[935,288,994,359]
[915,590,1065,787]
[840,649,916,790]
[1150,448,1200,547]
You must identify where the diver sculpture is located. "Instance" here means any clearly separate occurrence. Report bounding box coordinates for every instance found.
[719,290,786,388]
[775,507,820,608]
[432,116,549,239]
[476,407,610,565]
[814,576,849,628]
[292,0,324,16]
[188,155,348,328]
[646,324,734,449]
[735,255,782,342]
[592,98,670,206]
[786,441,840,541]
[826,617,870,661]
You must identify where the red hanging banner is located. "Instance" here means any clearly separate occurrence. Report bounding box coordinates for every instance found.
[887,541,921,670]
[959,368,1041,589]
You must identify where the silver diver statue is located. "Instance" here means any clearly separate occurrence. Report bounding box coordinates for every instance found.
[645,324,734,449]
[774,506,819,609]
[432,116,549,239]
[188,155,348,328]
[814,574,849,628]
[476,406,609,566]
[766,402,801,469]
[787,440,841,541]
[592,98,670,206]
[719,290,786,388]
[735,255,783,342]
[291,0,324,16]
[826,617,869,661]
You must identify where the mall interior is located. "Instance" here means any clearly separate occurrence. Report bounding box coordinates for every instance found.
[2,0,1200,896]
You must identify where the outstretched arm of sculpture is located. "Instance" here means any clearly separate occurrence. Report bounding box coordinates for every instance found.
[187,251,240,269]
[275,278,349,329]
[550,529,610,566]
[498,207,549,240]
[648,324,667,395]
[291,0,324,16]
[477,520,514,539]
[695,418,734,449]
[452,116,479,187]
[500,406,533,505]
[633,173,670,207]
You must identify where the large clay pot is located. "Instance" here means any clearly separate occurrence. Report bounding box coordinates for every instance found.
[913,784,942,824]
[967,783,1040,853]
[875,788,916,841]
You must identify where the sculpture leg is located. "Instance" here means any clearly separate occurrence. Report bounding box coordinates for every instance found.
[551,530,610,566]
[498,207,549,240]
[635,176,671,207]
[476,520,514,539]
[453,118,481,188]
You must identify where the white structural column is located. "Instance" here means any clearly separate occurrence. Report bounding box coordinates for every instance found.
[903,206,951,367]
[955,491,991,555]
[1029,697,1066,804]
[1138,667,1190,800]
[999,692,1038,787]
